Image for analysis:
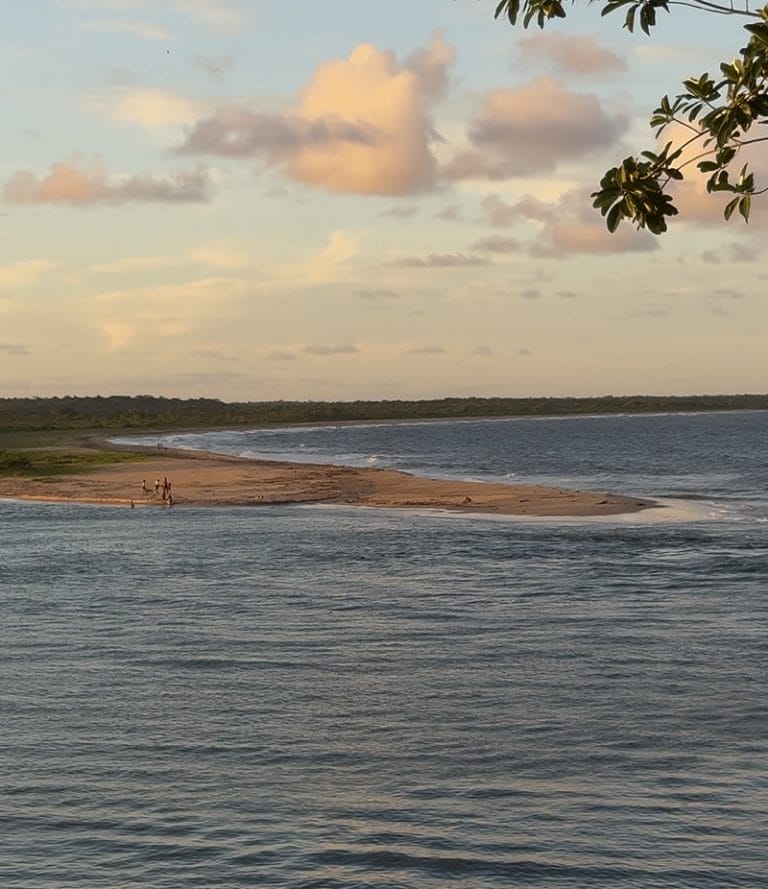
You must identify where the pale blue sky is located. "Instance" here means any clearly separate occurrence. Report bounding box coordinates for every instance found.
[1,0,765,400]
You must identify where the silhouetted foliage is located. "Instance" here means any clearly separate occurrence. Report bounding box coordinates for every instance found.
[0,393,766,432]
[493,0,768,232]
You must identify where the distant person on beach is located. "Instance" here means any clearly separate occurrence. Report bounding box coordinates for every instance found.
[154,479,161,495]
[141,479,150,495]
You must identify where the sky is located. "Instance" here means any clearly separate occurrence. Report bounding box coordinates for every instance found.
[1,0,766,401]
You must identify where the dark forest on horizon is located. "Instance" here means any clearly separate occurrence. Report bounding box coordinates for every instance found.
[1,393,767,432]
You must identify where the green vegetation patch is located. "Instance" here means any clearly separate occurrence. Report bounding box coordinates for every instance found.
[0,448,148,477]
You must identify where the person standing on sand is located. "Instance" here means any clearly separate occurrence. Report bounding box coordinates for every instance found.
[155,479,161,495]
[142,479,150,495]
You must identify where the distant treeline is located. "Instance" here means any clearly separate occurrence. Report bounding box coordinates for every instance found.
[1,393,767,432]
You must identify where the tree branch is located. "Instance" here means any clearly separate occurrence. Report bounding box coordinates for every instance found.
[667,0,760,17]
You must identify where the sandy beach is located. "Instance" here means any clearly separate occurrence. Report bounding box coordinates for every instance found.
[0,441,655,517]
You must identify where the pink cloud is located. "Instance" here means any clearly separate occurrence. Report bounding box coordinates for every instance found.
[668,154,768,230]
[531,220,657,256]
[641,122,768,229]
[4,157,212,205]
[477,187,657,256]
[528,188,658,256]
[180,36,455,196]
[445,76,626,180]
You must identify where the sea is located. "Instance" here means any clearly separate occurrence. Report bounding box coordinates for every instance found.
[1,410,767,888]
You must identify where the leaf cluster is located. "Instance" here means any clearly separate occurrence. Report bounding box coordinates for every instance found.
[493,0,768,232]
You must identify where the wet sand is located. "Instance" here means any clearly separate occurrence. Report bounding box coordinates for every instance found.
[0,441,655,517]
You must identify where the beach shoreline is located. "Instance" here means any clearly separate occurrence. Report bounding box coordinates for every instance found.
[0,436,656,517]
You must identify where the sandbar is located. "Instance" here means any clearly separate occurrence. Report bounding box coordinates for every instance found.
[0,439,655,517]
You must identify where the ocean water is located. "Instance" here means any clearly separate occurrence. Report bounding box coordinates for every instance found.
[2,411,767,888]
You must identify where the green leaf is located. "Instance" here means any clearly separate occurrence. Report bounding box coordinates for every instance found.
[493,1,764,235]
[715,147,736,166]
[739,195,752,220]
[494,0,521,24]
[744,22,768,47]
[606,203,623,233]
[724,197,739,220]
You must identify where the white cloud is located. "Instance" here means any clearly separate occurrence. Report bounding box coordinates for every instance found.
[82,19,173,40]
[71,0,247,32]
[104,88,206,129]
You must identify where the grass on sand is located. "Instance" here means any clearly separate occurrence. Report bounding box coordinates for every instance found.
[0,430,148,478]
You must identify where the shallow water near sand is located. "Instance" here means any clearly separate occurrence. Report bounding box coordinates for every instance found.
[2,411,767,888]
